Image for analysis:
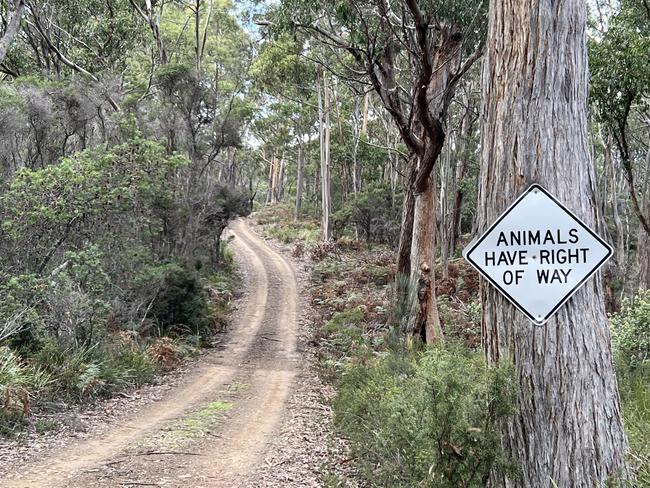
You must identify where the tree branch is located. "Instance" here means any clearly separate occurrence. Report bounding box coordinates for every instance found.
[0,0,25,64]
[26,11,121,111]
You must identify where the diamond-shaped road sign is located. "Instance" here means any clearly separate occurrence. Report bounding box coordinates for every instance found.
[463,184,612,325]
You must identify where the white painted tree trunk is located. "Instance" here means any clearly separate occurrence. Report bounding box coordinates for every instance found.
[478,0,628,485]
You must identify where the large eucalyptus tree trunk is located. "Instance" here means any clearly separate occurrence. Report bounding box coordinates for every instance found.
[478,0,628,485]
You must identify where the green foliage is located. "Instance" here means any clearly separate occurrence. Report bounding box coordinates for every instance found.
[256,203,320,244]
[156,63,196,95]
[20,0,142,75]
[251,34,314,94]
[333,184,401,245]
[609,290,650,484]
[590,0,650,126]
[334,345,518,487]
[323,308,366,353]
[0,274,47,350]
[617,362,650,486]
[30,341,156,400]
[0,346,51,410]
[266,221,320,244]
[1,138,185,273]
[149,265,211,336]
[438,296,481,348]
[610,289,650,368]
[276,0,487,53]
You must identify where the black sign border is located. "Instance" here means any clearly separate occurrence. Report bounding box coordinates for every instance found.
[463,183,613,325]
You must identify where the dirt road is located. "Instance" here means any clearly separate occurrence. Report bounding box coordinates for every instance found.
[3,219,300,488]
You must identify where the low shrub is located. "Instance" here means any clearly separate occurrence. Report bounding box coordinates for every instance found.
[438,296,482,349]
[315,307,368,381]
[29,341,157,400]
[149,265,211,336]
[609,289,650,485]
[333,184,401,245]
[0,346,51,418]
[266,222,320,244]
[610,290,650,368]
[617,362,650,486]
[333,345,518,487]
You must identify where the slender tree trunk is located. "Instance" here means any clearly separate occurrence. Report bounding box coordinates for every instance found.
[361,92,369,135]
[295,142,304,221]
[352,97,360,195]
[604,135,627,270]
[266,151,274,205]
[479,0,628,485]
[318,70,332,241]
[397,160,417,279]
[440,132,451,279]
[639,140,650,289]
[352,92,369,195]
[276,152,285,202]
[450,96,476,254]
[129,0,167,64]
[194,0,201,73]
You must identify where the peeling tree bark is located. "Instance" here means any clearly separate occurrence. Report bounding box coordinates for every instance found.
[407,173,442,343]
[479,0,628,485]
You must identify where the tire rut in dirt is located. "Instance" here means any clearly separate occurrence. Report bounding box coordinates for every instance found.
[3,220,298,488]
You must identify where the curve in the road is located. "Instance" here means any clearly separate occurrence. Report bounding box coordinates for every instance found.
[3,219,298,488]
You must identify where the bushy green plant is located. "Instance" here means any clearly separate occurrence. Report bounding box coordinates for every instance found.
[438,296,482,349]
[617,362,650,486]
[149,265,211,336]
[610,290,650,367]
[0,274,46,350]
[100,349,157,390]
[333,184,401,245]
[0,138,185,273]
[334,345,518,487]
[0,346,51,413]
[323,308,366,352]
[30,342,96,399]
[43,272,111,349]
[30,341,157,400]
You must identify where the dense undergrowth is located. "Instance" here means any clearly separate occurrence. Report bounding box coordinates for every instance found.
[611,291,650,485]
[255,202,650,487]
[0,137,247,436]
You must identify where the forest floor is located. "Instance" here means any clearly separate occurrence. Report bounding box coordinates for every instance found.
[0,219,346,487]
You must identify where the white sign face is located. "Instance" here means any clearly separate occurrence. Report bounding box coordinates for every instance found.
[463,184,612,325]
